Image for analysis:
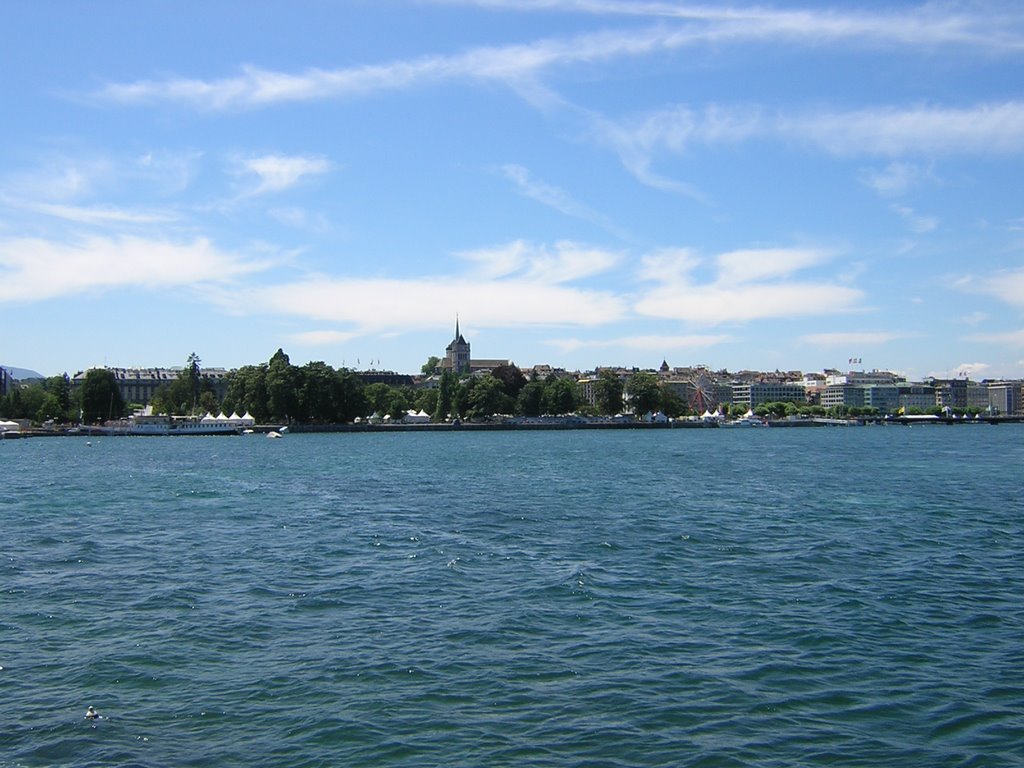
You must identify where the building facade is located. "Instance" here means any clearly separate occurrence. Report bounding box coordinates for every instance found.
[731,382,806,408]
[986,381,1022,415]
[71,366,230,405]
[0,366,13,399]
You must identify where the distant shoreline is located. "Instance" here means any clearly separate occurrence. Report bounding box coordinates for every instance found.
[5,414,1024,439]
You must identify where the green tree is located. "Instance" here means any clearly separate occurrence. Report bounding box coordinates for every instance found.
[266,349,298,422]
[364,383,395,415]
[223,364,269,422]
[421,356,441,375]
[432,370,456,421]
[462,375,511,419]
[44,375,73,421]
[79,369,125,424]
[414,388,438,415]
[36,393,64,423]
[541,377,578,415]
[335,369,368,422]
[626,372,661,416]
[516,380,545,416]
[297,361,338,423]
[594,370,624,415]
[186,352,202,410]
[660,387,688,418]
[490,363,527,400]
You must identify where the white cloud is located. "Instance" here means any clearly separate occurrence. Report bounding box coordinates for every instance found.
[230,275,628,331]
[891,204,939,233]
[635,246,862,324]
[235,154,332,196]
[927,362,991,379]
[268,206,329,232]
[793,102,1024,156]
[285,330,359,346]
[547,333,730,353]
[500,164,627,237]
[858,162,934,197]
[94,5,1024,109]
[591,100,1024,192]
[963,328,1024,346]
[11,200,177,225]
[958,268,1024,308]
[800,331,911,347]
[456,239,619,283]
[716,247,829,284]
[0,235,271,302]
[437,0,1024,54]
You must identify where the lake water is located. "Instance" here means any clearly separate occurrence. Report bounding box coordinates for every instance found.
[2,427,1022,767]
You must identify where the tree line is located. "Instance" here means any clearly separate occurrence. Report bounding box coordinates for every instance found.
[8,350,972,427]
[1,351,693,426]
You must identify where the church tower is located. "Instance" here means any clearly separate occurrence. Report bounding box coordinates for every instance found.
[444,317,471,373]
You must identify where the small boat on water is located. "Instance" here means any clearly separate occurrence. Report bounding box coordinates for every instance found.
[721,415,768,428]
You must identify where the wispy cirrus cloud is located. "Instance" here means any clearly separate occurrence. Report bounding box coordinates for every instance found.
[93,4,1024,110]
[500,164,628,238]
[1,198,177,226]
[598,101,1024,162]
[436,0,1024,54]
[635,245,864,324]
[591,100,1024,192]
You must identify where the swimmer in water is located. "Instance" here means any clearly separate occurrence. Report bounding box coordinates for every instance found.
[85,706,99,720]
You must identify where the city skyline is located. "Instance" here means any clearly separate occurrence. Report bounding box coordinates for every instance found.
[3,2,1024,380]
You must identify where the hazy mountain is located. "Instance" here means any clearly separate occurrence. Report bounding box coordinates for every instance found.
[1,365,45,380]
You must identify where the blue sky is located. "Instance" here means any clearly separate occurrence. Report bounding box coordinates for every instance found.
[3,1,1024,380]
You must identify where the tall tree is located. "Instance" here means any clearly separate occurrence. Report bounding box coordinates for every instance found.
[186,352,202,411]
[541,377,578,415]
[432,369,455,421]
[265,349,298,422]
[298,361,337,423]
[223,364,269,422]
[79,369,125,424]
[594,369,624,415]
[626,372,661,416]
[516,380,545,416]
[421,356,441,375]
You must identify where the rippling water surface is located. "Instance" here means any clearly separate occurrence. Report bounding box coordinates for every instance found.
[2,427,1023,766]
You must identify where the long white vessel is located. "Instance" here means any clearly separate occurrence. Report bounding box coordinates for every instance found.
[126,414,240,435]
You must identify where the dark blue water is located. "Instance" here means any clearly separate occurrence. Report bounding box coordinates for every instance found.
[2,427,1023,767]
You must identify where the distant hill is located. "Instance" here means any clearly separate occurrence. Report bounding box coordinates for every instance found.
[1,365,45,381]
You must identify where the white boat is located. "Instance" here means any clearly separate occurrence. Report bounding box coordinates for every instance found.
[125,414,240,436]
[721,416,767,427]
